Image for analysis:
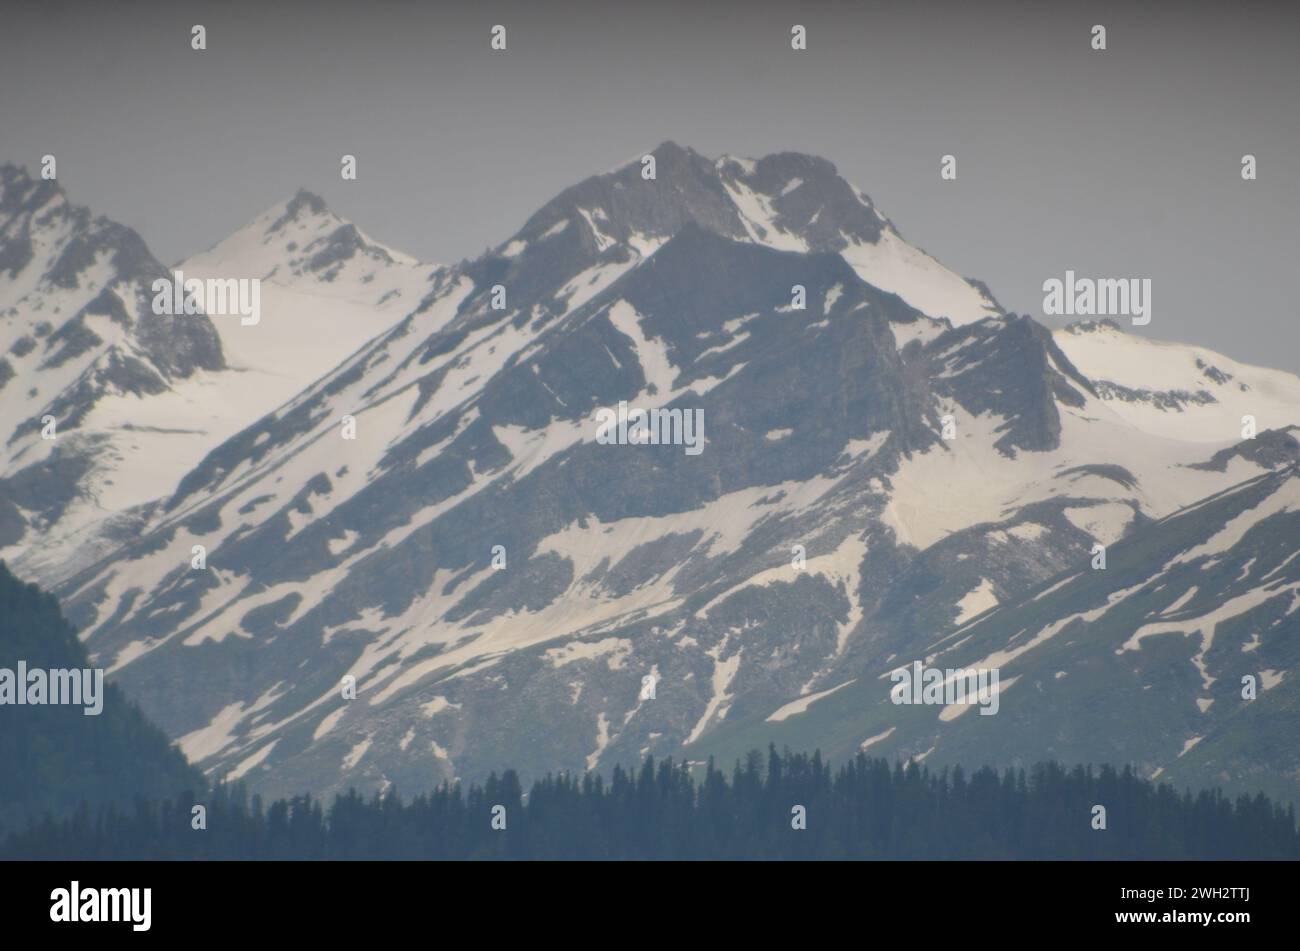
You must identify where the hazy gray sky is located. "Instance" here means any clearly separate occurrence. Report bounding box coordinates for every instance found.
[3,0,1297,370]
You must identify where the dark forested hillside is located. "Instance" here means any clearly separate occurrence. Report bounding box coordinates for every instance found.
[5,748,1296,860]
[0,561,205,836]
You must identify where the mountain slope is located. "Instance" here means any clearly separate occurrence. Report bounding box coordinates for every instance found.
[697,464,1300,805]
[0,164,226,570]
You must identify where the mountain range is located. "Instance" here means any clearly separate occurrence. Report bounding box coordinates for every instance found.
[2,143,1296,806]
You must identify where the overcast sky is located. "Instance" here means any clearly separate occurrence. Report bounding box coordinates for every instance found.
[3,0,1297,371]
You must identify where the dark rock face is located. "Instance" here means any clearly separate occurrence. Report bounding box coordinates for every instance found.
[268,189,330,232]
[719,150,887,250]
[923,314,1093,455]
[1190,426,1300,472]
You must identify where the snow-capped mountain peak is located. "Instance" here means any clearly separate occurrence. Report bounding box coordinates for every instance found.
[184,188,426,283]
[177,189,441,382]
[500,142,1000,327]
[0,173,437,584]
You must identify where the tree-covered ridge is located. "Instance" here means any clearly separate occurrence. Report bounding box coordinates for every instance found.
[5,748,1297,860]
[0,561,205,836]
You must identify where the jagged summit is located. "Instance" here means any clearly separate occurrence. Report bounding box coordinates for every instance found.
[266,188,331,233]
[0,166,176,292]
[0,167,228,574]
[523,140,884,248]
[0,164,226,415]
[492,142,1000,327]
[0,163,62,218]
[185,187,426,281]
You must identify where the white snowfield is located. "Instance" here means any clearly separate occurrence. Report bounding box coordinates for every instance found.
[882,322,1300,553]
[1053,320,1300,441]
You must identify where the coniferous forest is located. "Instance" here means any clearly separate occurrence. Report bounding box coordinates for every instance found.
[5,748,1298,860]
[0,563,204,837]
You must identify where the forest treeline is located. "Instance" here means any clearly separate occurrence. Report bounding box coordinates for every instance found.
[5,748,1297,860]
